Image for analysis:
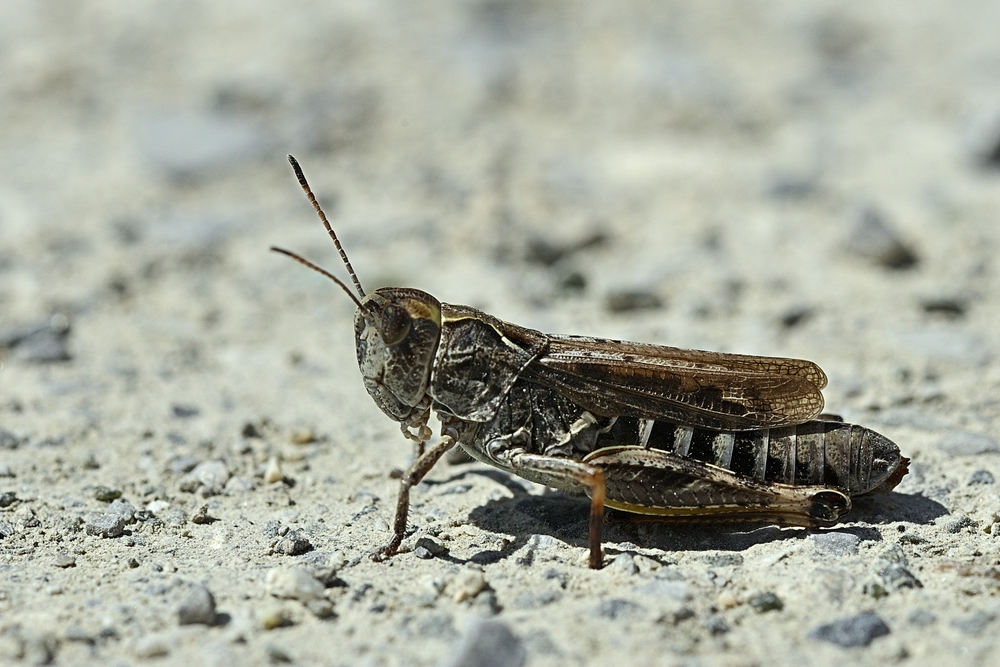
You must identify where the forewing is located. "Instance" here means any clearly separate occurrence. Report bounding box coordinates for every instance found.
[523,335,826,431]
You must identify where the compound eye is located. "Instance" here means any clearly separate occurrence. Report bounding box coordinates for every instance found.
[379,304,412,346]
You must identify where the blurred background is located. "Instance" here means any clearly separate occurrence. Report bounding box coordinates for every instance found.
[2,2,1000,664]
[3,1,999,433]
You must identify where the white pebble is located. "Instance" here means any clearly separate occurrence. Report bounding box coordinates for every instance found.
[265,566,325,601]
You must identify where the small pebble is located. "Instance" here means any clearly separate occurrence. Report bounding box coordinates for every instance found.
[908,609,936,626]
[610,553,639,575]
[86,513,126,538]
[0,429,25,450]
[871,544,922,590]
[0,464,14,478]
[809,531,860,556]
[595,598,645,620]
[415,536,448,557]
[808,611,890,647]
[606,290,663,313]
[128,558,140,569]
[845,205,918,269]
[703,615,730,635]
[264,456,284,484]
[172,404,200,418]
[289,428,315,445]
[749,592,783,613]
[702,553,743,567]
[272,529,312,556]
[64,627,94,644]
[133,633,172,658]
[305,598,335,619]
[177,585,217,625]
[169,455,200,475]
[0,491,16,508]
[2,315,72,363]
[716,591,738,610]
[82,454,100,470]
[193,460,230,496]
[442,619,526,667]
[266,566,325,601]
[224,476,255,494]
[951,611,995,636]
[259,605,294,630]
[967,469,995,485]
[633,555,661,574]
[266,644,293,663]
[241,422,262,438]
[449,569,487,603]
[53,553,76,568]
[191,504,215,525]
[107,498,136,524]
[945,515,975,533]
[93,486,121,502]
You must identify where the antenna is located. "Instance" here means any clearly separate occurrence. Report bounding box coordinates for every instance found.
[270,247,364,309]
[287,155,366,299]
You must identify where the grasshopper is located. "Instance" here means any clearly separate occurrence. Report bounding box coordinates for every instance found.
[273,156,909,569]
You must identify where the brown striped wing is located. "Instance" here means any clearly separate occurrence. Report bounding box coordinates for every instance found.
[522,334,827,431]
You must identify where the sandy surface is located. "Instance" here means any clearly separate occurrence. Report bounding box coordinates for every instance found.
[2,2,1000,665]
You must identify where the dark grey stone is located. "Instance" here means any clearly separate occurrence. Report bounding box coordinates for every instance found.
[177,585,217,625]
[86,513,126,538]
[845,205,918,269]
[907,609,936,626]
[0,522,13,539]
[414,536,448,557]
[595,598,645,620]
[808,612,890,647]
[872,544,921,590]
[874,563,921,591]
[92,486,121,502]
[443,619,526,667]
[172,404,200,418]
[106,499,136,524]
[272,529,312,556]
[749,592,783,613]
[810,531,860,556]
[951,611,995,636]
[967,469,995,485]
[945,515,975,533]
[0,429,25,449]
[703,615,730,635]
[1,315,72,363]
[169,455,200,475]
[702,553,744,567]
[53,553,76,568]
[0,491,16,508]
[606,290,663,313]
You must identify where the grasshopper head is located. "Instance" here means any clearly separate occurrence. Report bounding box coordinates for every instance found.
[355,287,442,422]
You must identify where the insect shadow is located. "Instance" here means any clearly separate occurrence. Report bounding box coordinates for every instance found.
[456,471,947,561]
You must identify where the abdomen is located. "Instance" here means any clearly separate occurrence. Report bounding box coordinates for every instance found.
[596,416,906,497]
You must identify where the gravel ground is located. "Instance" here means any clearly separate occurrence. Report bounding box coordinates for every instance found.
[2,2,1000,666]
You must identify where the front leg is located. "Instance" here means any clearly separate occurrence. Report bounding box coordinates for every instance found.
[372,434,456,562]
[500,452,607,569]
